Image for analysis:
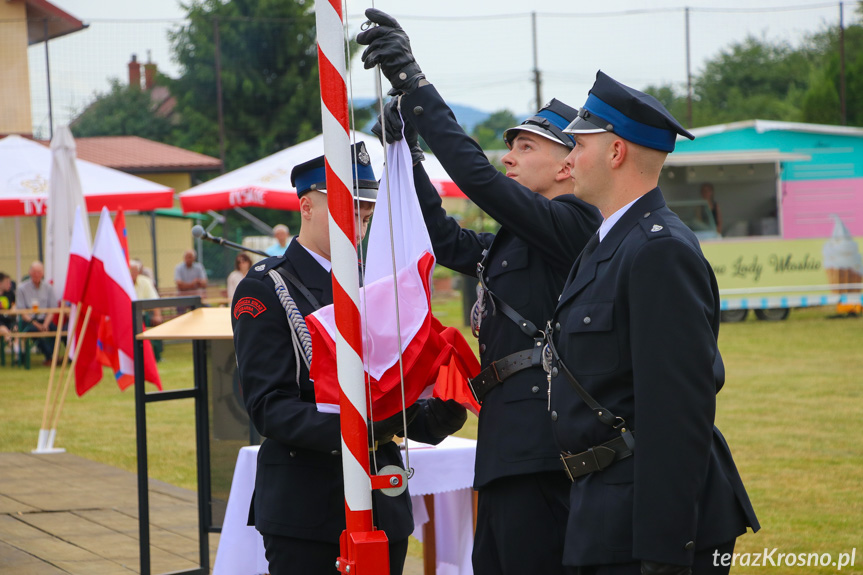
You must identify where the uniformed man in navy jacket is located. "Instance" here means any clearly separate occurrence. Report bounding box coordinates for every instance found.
[359,10,601,574]
[546,71,760,575]
[232,143,467,575]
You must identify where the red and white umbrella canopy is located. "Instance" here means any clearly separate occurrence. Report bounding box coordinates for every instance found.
[0,135,175,217]
[178,131,464,213]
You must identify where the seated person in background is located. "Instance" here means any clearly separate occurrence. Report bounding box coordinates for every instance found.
[130,259,163,361]
[175,249,208,297]
[15,261,57,366]
[265,224,291,256]
[226,252,252,302]
[0,272,16,345]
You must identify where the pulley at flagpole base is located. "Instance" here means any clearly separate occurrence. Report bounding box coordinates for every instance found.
[32,428,66,454]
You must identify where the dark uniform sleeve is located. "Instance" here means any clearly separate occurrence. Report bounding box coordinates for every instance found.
[628,237,718,565]
[413,162,494,276]
[404,84,600,270]
[232,274,342,453]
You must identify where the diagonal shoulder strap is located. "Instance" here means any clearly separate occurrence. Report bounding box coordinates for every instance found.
[274,265,321,310]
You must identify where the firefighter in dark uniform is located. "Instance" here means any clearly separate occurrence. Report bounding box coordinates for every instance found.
[358,11,602,574]
[545,71,760,575]
[231,142,468,575]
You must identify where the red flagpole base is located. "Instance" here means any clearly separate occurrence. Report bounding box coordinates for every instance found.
[337,529,390,575]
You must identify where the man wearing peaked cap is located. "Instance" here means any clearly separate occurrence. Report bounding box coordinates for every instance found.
[359,8,602,574]
[291,141,379,204]
[546,71,760,574]
[232,140,467,575]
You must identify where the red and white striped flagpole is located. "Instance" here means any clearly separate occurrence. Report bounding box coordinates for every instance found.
[315,1,390,573]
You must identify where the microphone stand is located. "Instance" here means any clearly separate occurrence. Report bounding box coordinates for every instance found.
[199,233,270,258]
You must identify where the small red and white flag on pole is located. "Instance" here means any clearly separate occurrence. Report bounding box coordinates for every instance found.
[307,137,480,420]
[76,208,161,395]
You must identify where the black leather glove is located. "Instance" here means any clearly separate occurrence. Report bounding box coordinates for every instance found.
[357,8,425,94]
[423,398,468,439]
[371,97,425,165]
[370,403,421,444]
[641,561,692,575]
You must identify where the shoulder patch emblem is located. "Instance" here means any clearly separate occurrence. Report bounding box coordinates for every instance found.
[254,264,265,272]
[650,224,664,232]
[233,297,267,319]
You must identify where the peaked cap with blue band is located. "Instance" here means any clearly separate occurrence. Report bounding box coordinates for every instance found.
[503,98,578,150]
[564,71,694,152]
[290,141,378,203]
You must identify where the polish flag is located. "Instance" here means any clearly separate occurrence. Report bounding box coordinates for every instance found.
[306,136,480,420]
[62,206,103,392]
[113,207,130,266]
[76,208,161,395]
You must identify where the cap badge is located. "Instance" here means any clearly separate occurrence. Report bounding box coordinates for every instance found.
[254,264,265,271]
[650,224,663,232]
[357,150,371,166]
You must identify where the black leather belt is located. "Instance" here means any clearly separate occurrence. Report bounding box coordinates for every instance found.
[560,435,633,481]
[468,347,540,403]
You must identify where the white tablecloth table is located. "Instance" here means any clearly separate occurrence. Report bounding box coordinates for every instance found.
[214,436,477,575]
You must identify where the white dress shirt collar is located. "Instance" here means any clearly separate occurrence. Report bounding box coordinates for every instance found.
[598,196,641,242]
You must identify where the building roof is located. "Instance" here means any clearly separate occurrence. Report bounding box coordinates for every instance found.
[682,119,863,141]
[25,0,86,44]
[72,136,222,173]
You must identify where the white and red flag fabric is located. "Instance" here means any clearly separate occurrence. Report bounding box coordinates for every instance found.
[75,208,161,395]
[306,136,480,420]
[113,207,130,266]
[63,207,99,388]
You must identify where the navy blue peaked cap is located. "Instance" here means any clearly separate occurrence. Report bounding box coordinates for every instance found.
[503,98,578,150]
[290,141,378,203]
[564,71,694,152]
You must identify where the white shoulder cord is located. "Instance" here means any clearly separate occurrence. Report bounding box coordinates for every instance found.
[268,269,312,387]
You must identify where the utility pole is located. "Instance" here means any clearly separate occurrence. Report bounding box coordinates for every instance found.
[213,18,227,174]
[685,7,693,129]
[839,2,847,125]
[532,11,542,110]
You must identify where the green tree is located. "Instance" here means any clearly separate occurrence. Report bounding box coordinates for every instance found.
[71,79,173,141]
[166,0,322,172]
[471,109,518,150]
[802,19,863,126]
[693,36,818,125]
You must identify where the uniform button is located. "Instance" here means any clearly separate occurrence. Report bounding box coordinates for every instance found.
[289,451,296,457]
[331,450,340,456]
[485,276,490,283]
[551,367,558,377]
[555,322,561,331]
[413,106,424,116]
[684,541,695,551]
[643,212,651,218]
[551,411,558,421]
[583,316,591,325]
[480,344,487,353]
[501,260,508,268]
[531,385,540,393]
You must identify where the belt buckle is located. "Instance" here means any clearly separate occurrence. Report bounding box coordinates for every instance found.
[467,377,483,405]
[560,453,575,482]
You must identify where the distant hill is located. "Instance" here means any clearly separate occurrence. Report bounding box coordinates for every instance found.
[353,97,491,134]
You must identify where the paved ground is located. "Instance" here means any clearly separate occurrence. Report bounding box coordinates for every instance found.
[0,452,423,574]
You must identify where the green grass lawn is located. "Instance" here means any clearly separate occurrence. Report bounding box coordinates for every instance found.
[1,302,860,574]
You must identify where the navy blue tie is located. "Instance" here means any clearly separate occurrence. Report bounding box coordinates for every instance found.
[577,233,600,274]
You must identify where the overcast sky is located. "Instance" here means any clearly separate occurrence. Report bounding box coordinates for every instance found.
[33,0,856,135]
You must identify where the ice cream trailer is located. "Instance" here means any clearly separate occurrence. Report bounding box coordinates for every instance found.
[658,120,863,321]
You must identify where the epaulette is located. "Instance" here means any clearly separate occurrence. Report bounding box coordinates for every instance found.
[244,255,286,280]
[636,210,672,240]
